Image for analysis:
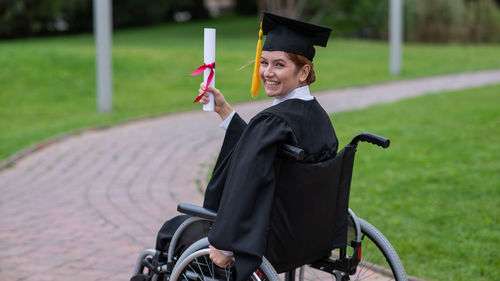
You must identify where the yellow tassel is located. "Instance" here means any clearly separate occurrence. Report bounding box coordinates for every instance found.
[251,22,263,98]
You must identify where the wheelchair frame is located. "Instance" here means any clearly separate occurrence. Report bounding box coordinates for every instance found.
[131,133,407,281]
[131,207,367,281]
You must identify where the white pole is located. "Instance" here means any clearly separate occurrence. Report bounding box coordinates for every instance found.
[203,28,215,112]
[389,0,403,75]
[94,0,113,112]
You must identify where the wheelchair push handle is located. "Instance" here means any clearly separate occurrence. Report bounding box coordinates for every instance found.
[350,132,390,148]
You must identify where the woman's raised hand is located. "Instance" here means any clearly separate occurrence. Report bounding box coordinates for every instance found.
[199,83,234,121]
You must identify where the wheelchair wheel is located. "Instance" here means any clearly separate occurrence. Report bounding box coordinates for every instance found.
[296,217,407,281]
[170,248,280,281]
[351,218,407,280]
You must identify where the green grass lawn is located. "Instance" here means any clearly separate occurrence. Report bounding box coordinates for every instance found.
[1,16,499,161]
[333,84,500,280]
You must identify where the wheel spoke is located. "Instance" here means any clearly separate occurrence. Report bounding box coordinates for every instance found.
[203,255,214,278]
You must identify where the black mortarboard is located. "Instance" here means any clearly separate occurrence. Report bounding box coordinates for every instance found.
[262,12,332,62]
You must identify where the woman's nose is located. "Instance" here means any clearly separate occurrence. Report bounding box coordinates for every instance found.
[263,66,274,77]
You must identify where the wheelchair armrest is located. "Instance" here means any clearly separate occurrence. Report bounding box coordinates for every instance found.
[277,144,305,161]
[177,203,217,221]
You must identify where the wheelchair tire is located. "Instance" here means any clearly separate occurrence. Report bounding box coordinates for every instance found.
[296,217,407,281]
[353,218,407,280]
[170,248,280,281]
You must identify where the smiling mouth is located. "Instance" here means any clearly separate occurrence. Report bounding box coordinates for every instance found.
[265,81,280,85]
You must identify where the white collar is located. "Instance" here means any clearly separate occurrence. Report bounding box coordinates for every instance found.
[272,85,314,106]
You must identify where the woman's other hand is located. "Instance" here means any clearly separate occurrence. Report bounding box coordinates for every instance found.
[208,245,233,268]
[199,83,234,121]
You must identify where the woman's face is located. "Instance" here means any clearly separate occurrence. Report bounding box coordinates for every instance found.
[260,51,307,98]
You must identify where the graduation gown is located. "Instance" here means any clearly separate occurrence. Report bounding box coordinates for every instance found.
[203,98,339,281]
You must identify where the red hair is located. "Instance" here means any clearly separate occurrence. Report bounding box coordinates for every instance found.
[286,53,316,85]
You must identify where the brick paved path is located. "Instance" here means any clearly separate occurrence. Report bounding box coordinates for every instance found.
[1,70,499,281]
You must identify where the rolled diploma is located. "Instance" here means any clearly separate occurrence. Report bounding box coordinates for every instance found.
[203,28,215,111]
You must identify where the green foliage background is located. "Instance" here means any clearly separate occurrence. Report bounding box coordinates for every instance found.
[323,0,500,42]
[2,0,500,42]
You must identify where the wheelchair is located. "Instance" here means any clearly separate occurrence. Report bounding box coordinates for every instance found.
[131,133,408,281]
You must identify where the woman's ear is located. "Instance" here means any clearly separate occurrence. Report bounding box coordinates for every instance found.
[299,64,311,84]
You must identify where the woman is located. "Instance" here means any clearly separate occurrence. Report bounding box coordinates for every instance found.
[198,12,339,281]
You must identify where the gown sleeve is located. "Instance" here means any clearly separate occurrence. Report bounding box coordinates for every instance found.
[214,113,247,168]
[203,113,247,211]
[207,113,293,281]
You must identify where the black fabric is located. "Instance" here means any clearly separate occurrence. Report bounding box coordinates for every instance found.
[266,155,341,272]
[155,215,212,257]
[330,145,356,249]
[204,113,247,211]
[262,12,332,61]
[203,99,339,281]
[130,274,148,281]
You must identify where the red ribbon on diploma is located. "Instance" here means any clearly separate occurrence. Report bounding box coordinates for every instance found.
[190,62,215,103]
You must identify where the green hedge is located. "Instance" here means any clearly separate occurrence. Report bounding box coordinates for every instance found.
[322,0,500,43]
[406,0,500,43]
[0,0,209,38]
[1,0,499,42]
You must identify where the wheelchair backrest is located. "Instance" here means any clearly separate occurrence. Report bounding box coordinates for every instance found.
[267,144,357,272]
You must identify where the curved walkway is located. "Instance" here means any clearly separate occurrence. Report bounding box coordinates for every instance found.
[0,70,499,281]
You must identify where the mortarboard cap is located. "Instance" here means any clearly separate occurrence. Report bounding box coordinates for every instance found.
[262,12,332,62]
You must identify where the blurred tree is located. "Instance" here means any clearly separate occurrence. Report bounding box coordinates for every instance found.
[61,0,93,33]
[257,0,335,23]
[236,0,258,15]
[0,0,64,37]
[406,0,466,42]
[405,0,500,42]
[112,0,171,28]
[0,0,210,38]
[465,0,500,42]
[1,0,498,42]
[166,0,209,22]
[317,0,388,39]
[350,0,388,38]
[321,0,500,42]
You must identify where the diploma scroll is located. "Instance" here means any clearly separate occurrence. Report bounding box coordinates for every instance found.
[203,28,215,111]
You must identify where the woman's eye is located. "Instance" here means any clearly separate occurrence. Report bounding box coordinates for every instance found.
[276,63,284,67]
[261,61,268,65]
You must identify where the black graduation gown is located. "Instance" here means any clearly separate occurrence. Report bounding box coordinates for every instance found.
[203,98,339,281]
